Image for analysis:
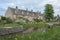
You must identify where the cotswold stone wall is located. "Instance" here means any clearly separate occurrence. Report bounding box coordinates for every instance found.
[53,24,60,26]
[0,23,60,35]
[0,27,23,35]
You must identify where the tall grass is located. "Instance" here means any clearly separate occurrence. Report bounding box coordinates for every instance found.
[0,26,60,40]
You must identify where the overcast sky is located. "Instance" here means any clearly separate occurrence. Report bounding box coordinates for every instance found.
[0,0,60,16]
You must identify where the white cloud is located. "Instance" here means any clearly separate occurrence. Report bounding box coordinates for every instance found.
[0,0,60,16]
[8,3,15,6]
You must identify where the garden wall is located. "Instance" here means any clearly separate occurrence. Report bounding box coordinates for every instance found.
[0,27,23,35]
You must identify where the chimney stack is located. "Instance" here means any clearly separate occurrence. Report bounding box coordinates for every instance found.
[31,9,33,12]
[15,6,18,14]
[16,6,18,9]
[26,8,28,11]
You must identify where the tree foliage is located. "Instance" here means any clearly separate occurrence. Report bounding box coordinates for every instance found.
[0,16,13,24]
[44,4,54,22]
[1,16,6,20]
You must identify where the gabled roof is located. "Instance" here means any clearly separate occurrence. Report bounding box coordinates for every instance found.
[7,7,43,17]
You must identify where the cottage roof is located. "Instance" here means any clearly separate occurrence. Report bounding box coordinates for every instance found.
[8,7,43,17]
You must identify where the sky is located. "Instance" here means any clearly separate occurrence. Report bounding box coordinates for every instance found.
[0,0,60,16]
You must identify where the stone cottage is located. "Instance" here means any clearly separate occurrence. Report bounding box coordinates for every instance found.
[5,6,43,21]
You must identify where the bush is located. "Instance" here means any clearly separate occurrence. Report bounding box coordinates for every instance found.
[6,18,13,23]
[33,18,43,22]
[1,16,6,20]
[0,16,13,24]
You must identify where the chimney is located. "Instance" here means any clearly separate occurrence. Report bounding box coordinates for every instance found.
[15,6,18,14]
[26,8,28,11]
[16,6,18,9]
[31,9,33,12]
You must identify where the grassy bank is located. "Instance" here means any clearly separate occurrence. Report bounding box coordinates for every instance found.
[0,26,60,40]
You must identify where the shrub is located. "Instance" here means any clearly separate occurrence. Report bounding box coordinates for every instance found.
[33,18,43,22]
[0,16,13,24]
[1,16,6,20]
[6,18,13,23]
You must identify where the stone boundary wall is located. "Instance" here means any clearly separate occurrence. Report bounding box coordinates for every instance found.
[53,24,60,26]
[0,24,60,35]
[47,23,60,28]
[0,27,23,35]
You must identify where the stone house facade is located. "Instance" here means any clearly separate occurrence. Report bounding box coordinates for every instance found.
[5,6,43,21]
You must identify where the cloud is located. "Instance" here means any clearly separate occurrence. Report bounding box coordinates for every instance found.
[0,0,60,16]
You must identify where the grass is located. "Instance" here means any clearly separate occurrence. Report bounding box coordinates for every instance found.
[0,22,48,28]
[47,22,60,24]
[22,22,48,28]
[0,22,20,27]
[0,22,60,28]
[0,22,60,40]
[0,26,60,40]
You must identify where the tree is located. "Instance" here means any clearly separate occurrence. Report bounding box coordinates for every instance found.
[44,4,54,22]
[0,16,13,24]
[1,16,6,20]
